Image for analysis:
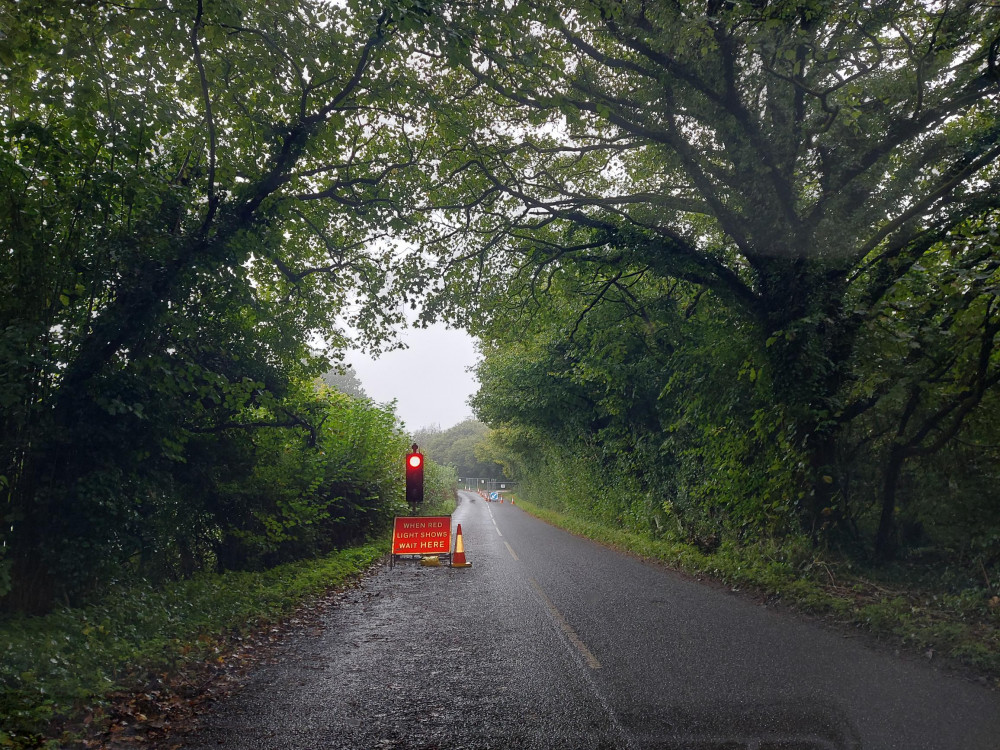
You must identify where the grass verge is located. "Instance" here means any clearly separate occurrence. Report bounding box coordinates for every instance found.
[0,539,388,748]
[516,498,1000,685]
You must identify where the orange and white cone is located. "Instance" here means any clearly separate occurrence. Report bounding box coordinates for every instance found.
[451,523,472,568]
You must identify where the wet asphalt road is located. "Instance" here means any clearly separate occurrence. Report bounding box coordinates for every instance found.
[183,492,1000,749]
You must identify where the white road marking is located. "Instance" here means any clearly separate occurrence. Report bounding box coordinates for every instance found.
[528,577,601,669]
[526,577,639,749]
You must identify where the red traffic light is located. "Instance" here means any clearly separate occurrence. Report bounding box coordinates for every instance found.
[406,445,424,505]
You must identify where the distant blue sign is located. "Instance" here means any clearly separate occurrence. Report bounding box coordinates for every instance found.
[489,492,499,500]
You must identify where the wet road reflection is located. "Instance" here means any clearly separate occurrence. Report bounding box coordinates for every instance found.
[180,492,999,750]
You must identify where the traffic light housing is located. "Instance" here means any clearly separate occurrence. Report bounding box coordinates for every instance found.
[405,445,424,505]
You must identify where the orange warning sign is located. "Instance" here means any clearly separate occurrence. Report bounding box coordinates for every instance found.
[391,516,452,555]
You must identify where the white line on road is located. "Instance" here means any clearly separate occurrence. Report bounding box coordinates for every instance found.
[486,504,504,536]
[504,541,519,561]
[528,578,601,669]
[526,577,639,750]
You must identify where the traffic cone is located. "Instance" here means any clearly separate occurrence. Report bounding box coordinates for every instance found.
[451,523,472,567]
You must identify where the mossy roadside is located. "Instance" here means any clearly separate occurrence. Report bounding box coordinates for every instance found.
[2,530,415,749]
[0,485,459,749]
[514,497,1000,687]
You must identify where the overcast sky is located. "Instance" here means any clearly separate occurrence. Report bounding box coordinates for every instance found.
[346,322,480,433]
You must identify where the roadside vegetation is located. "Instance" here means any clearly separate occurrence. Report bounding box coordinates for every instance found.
[429,0,1000,686]
[0,461,456,749]
[418,461,461,514]
[4,0,1000,743]
[413,420,505,484]
[0,543,385,748]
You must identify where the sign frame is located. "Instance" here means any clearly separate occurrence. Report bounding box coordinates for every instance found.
[390,515,453,568]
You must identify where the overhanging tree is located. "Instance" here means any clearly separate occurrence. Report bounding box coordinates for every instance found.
[0,0,432,610]
[408,0,1000,550]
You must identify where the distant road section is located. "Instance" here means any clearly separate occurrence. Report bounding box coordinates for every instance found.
[183,492,1000,749]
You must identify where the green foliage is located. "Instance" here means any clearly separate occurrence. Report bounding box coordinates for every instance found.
[468,266,804,546]
[0,0,435,612]
[0,541,386,745]
[412,420,504,480]
[420,459,459,515]
[406,0,1000,556]
[199,383,410,572]
[3,0,999,637]
[837,221,1000,556]
[320,367,369,399]
[468,229,1000,620]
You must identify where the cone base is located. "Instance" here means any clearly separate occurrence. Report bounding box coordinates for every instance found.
[451,562,472,568]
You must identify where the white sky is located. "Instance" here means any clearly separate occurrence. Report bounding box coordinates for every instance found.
[346,322,480,432]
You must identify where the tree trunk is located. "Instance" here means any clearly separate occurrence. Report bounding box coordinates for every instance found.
[803,428,841,541]
[758,271,855,542]
[2,450,61,614]
[874,446,905,560]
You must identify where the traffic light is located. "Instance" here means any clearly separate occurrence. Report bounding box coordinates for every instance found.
[405,444,424,505]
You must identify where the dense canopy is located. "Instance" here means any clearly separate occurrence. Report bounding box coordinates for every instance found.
[409,0,1000,558]
[2,0,999,613]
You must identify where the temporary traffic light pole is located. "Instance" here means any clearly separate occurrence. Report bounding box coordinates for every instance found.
[405,443,424,508]
[392,444,473,569]
[392,444,442,569]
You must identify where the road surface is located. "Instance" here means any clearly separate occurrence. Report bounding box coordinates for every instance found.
[182,491,1000,749]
